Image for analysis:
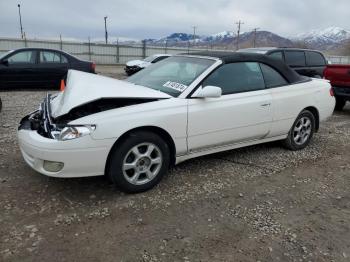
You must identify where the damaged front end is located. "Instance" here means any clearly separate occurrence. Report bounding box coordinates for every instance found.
[19,94,70,139]
[19,93,161,140]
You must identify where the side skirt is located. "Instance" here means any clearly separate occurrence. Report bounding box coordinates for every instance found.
[175,135,287,165]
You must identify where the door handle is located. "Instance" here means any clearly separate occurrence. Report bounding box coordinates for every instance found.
[260,103,271,107]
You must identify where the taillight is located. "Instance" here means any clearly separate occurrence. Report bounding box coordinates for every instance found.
[330,87,334,97]
[91,62,96,72]
[60,79,65,92]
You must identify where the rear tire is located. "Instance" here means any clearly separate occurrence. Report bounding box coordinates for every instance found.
[107,131,170,193]
[335,98,346,111]
[283,110,315,151]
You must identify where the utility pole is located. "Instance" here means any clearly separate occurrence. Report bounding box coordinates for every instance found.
[192,26,197,47]
[252,27,260,48]
[59,34,63,50]
[104,16,108,44]
[17,4,24,39]
[235,20,244,50]
[164,39,168,53]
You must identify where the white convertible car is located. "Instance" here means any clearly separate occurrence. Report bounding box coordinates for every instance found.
[18,52,335,193]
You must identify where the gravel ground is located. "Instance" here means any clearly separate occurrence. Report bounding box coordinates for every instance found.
[0,66,350,262]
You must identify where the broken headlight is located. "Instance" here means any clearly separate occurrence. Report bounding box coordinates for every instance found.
[56,125,96,141]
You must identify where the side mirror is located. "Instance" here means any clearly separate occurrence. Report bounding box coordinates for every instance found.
[193,85,222,98]
[0,60,9,66]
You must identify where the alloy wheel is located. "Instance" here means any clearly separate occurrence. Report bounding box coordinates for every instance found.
[293,116,312,145]
[122,142,163,185]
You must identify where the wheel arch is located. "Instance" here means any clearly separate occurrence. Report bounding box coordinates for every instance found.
[302,106,320,132]
[104,126,177,176]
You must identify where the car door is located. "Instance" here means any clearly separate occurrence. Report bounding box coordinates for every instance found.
[0,50,38,88]
[187,62,272,152]
[258,63,293,137]
[36,50,69,88]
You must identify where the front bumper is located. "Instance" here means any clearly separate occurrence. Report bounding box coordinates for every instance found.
[18,129,112,178]
[17,96,114,178]
[333,86,350,100]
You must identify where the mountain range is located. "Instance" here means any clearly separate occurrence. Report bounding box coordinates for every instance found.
[55,26,350,54]
[140,26,350,53]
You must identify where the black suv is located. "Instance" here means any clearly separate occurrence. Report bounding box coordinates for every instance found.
[238,47,328,78]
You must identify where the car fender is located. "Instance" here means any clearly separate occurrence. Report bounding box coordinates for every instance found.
[69,98,188,156]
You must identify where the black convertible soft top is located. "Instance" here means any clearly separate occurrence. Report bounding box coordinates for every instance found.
[181,51,307,84]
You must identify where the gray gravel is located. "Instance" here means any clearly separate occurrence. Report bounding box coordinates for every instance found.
[1,66,350,261]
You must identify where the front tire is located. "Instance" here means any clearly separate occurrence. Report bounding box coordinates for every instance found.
[283,110,315,151]
[107,131,170,193]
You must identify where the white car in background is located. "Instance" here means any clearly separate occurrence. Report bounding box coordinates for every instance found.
[18,52,335,193]
[124,54,171,75]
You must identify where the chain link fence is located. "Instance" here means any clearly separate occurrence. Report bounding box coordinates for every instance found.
[327,55,350,65]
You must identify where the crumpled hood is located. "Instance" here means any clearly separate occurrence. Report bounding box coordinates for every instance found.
[126,60,150,68]
[50,70,171,118]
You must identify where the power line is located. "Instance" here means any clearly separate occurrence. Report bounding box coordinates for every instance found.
[235,20,244,50]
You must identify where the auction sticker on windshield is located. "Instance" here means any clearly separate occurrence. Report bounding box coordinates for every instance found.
[163,81,188,92]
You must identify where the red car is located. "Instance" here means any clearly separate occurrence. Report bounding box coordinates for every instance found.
[324,64,350,110]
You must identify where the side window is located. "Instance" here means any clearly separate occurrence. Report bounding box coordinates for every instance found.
[306,51,326,66]
[7,51,36,64]
[260,63,288,88]
[284,51,306,67]
[61,55,68,63]
[202,62,265,95]
[269,51,283,61]
[40,51,67,63]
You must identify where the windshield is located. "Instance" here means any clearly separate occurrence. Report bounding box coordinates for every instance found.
[127,56,215,97]
[0,50,14,60]
[143,55,157,62]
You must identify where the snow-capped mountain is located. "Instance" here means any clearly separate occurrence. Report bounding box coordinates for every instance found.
[237,31,293,48]
[209,31,236,39]
[152,31,237,43]
[145,30,293,49]
[61,26,349,52]
[295,27,350,49]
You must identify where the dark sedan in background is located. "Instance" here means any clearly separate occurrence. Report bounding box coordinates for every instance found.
[0,48,95,89]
